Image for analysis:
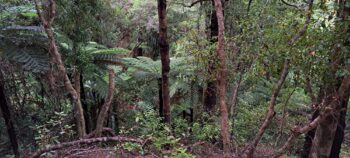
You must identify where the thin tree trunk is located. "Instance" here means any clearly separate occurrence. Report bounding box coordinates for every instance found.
[157,0,171,124]
[204,0,218,116]
[80,74,91,133]
[243,60,290,158]
[213,0,230,152]
[276,89,295,145]
[0,69,19,157]
[229,71,243,119]
[95,69,116,137]
[34,0,86,138]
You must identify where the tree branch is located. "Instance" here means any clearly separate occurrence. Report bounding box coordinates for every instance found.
[174,0,209,8]
[33,0,87,137]
[288,0,314,46]
[243,59,290,158]
[281,0,299,9]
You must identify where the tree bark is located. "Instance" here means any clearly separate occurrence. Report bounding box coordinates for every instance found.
[0,69,20,157]
[308,1,350,156]
[95,69,116,137]
[274,75,350,157]
[243,60,290,158]
[213,0,230,152]
[34,0,86,138]
[80,74,91,133]
[157,0,171,124]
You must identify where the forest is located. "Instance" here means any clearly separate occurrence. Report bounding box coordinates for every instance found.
[0,0,349,157]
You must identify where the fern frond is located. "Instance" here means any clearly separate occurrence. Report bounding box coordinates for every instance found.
[0,26,50,73]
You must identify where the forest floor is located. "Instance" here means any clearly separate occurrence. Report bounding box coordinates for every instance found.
[41,143,278,158]
[2,131,350,157]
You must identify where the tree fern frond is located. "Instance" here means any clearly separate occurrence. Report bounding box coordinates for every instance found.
[0,27,50,73]
[2,45,50,73]
[3,25,44,33]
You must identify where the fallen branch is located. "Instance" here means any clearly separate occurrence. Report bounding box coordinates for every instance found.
[30,136,143,158]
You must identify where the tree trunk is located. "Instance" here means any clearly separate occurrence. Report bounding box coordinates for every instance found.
[34,0,86,138]
[0,69,20,157]
[329,99,347,158]
[308,1,350,156]
[95,69,116,137]
[274,75,350,157]
[213,0,230,152]
[157,0,171,124]
[204,0,218,116]
[301,109,319,158]
[80,74,91,133]
[309,95,349,158]
[302,85,335,158]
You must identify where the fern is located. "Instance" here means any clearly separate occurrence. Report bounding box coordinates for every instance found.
[0,26,50,73]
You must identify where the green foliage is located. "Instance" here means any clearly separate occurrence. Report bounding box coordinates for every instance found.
[32,111,75,148]
[0,3,37,27]
[192,122,220,142]
[171,147,196,158]
[122,142,143,154]
[134,109,180,152]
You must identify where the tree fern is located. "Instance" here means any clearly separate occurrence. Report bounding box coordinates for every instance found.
[0,26,49,73]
